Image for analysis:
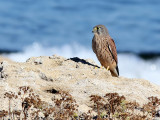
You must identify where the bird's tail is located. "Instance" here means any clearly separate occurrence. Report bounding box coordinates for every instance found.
[110,66,119,77]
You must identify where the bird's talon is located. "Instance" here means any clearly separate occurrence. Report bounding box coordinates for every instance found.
[106,66,110,71]
[95,67,98,69]
[100,66,103,69]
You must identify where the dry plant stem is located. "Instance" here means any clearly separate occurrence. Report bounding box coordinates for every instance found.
[97,103,100,119]
[22,97,27,120]
[8,99,11,118]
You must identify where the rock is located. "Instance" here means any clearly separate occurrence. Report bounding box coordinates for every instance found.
[39,72,53,81]
[0,56,13,63]
[34,58,43,65]
[0,61,8,79]
[49,54,65,60]
[0,55,160,116]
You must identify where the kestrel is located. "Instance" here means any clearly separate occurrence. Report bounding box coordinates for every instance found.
[92,25,119,77]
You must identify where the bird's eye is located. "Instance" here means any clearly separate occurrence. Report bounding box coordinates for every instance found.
[97,27,101,30]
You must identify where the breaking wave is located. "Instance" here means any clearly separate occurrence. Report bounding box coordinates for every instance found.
[3,42,160,85]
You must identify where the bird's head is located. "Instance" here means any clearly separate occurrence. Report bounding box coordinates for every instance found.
[92,25,109,36]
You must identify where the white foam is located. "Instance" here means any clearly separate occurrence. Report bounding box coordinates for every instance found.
[4,42,98,62]
[3,42,160,85]
[118,53,160,85]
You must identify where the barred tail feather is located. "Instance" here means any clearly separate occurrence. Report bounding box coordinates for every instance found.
[116,65,119,76]
[110,66,119,77]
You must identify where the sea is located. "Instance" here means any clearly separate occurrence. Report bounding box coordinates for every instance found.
[0,0,160,85]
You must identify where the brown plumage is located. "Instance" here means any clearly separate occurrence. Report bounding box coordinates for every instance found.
[92,25,119,77]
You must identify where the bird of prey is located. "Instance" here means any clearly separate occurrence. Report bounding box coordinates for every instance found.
[92,25,119,77]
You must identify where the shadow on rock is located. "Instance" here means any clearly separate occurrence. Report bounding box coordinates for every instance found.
[68,57,99,68]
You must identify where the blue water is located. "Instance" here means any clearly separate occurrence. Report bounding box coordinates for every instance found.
[0,0,160,85]
[0,0,160,53]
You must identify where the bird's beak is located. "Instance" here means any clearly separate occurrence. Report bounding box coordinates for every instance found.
[92,27,97,33]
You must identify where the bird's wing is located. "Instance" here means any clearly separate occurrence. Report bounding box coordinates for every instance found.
[107,38,118,64]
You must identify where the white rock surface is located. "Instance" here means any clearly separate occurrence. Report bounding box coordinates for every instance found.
[0,55,160,113]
